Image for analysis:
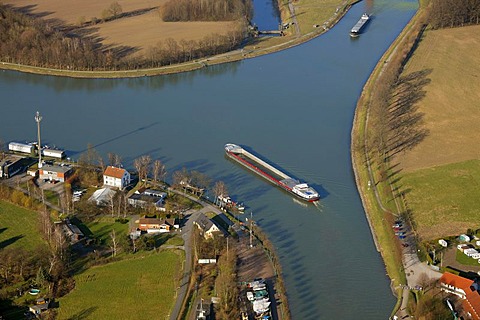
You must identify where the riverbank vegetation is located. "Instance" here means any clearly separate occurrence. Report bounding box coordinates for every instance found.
[390,1,480,241]
[0,2,247,71]
[0,0,352,77]
[352,0,480,316]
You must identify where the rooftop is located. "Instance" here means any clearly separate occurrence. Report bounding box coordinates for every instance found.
[104,166,128,179]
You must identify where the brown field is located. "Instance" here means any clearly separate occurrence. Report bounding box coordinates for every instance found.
[93,11,236,55]
[4,0,161,24]
[396,24,480,173]
[4,0,236,57]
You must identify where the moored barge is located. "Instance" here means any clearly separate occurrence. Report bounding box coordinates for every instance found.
[224,143,319,202]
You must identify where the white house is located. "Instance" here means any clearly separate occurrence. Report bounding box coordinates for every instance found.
[193,213,225,239]
[103,166,130,190]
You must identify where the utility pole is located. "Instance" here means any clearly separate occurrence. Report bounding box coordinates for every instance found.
[249,211,254,248]
[35,111,43,168]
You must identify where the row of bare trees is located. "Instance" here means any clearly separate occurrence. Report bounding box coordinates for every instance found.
[0,5,116,70]
[162,0,252,22]
[0,4,248,72]
[144,28,246,68]
[427,0,480,29]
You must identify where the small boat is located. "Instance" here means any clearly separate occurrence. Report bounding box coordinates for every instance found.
[350,13,370,37]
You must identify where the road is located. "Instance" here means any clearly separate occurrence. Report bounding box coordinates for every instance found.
[168,190,226,320]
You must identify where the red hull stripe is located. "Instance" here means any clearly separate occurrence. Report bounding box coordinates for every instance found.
[227,151,292,191]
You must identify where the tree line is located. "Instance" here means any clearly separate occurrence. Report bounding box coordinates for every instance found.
[143,27,246,67]
[162,0,252,22]
[427,0,480,29]
[0,4,248,72]
[0,4,116,70]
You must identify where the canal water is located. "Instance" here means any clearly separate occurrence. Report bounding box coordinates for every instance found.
[0,0,417,318]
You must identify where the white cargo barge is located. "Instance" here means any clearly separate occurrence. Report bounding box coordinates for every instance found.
[224,143,319,202]
[350,13,370,37]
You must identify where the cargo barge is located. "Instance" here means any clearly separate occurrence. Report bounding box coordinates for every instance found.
[350,13,370,37]
[224,143,319,202]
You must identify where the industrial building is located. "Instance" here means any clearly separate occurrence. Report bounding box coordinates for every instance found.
[0,155,25,178]
[39,164,72,182]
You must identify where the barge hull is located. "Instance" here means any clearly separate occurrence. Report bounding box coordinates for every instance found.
[225,143,319,202]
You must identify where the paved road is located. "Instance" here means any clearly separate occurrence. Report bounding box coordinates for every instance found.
[168,190,226,320]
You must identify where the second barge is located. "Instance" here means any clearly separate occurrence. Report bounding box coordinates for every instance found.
[224,143,319,202]
[350,13,370,37]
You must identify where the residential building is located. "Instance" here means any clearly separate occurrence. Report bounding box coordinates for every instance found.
[103,166,130,190]
[193,213,225,239]
[39,164,72,182]
[128,189,167,211]
[137,218,176,233]
[440,272,480,319]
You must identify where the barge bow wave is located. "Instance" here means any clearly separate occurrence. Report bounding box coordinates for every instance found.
[225,143,320,202]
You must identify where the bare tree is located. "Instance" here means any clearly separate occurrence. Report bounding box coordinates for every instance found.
[107,190,117,217]
[109,1,123,17]
[213,181,228,205]
[108,152,122,167]
[110,229,118,257]
[152,159,166,184]
[134,155,152,185]
[0,138,5,161]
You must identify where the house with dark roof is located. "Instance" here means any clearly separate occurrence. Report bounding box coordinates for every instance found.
[128,190,167,211]
[193,213,225,239]
[103,166,130,190]
[440,272,480,319]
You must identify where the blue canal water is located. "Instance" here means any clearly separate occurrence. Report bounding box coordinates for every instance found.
[0,0,417,318]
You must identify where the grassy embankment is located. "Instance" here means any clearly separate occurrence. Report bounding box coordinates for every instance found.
[0,200,46,250]
[392,24,480,241]
[57,250,184,320]
[0,0,354,78]
[351,5,427,316]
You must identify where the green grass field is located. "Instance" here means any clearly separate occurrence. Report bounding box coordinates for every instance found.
[402,159,480,240]
[456,250,480,267]
[57,251,184,320]
[0,200,46,250]
[74,217,130,245]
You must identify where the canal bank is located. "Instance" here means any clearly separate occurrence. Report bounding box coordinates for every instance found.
[350,3,427,316]
[0,1,419,317]
[0,0,355,79]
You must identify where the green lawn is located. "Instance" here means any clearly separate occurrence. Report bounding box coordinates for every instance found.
[0,200,46,250]
[74,217,129,245]
[402,159,480,240]
[456,250,480,267]
[58,251,184,320]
